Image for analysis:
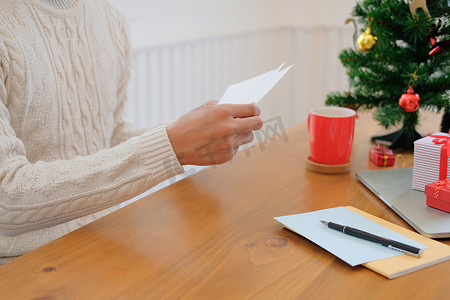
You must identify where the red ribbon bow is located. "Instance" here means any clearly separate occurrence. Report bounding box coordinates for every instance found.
[429,130,450,180]
[374,144,393,154]
[433,179,450,199]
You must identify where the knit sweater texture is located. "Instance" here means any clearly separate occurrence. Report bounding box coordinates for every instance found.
[0,0,183,264]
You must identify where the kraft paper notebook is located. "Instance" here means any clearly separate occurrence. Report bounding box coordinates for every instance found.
[275,206,450,279]
[349,207,450,279]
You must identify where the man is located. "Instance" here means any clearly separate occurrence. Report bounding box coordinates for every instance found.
[0,0,262,264]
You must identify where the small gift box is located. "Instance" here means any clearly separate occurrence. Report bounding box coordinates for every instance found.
[369,144,395,166]
[425,179,450,213]
[412,132,450,191]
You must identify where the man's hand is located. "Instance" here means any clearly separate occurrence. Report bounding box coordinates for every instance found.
[167,101,263,165]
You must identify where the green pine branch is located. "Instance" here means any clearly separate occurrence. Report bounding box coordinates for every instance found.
[326,0,450,133]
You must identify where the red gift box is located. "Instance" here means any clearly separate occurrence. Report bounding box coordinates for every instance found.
[369,144,395,166]
[425,179,450,213]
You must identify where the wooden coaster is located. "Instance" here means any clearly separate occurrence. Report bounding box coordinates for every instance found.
[305,156,351,174]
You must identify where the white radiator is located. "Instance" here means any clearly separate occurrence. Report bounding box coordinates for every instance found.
[126,26,353,130]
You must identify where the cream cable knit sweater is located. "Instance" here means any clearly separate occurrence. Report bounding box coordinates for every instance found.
[0,0,183,264]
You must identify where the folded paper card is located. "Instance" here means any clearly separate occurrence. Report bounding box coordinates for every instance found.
[274,206,426,267]
[218,62,293,105]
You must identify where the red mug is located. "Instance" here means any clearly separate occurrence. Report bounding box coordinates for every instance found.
[307,107,356,165]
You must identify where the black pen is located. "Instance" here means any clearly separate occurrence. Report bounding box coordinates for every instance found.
[320,220,424,257]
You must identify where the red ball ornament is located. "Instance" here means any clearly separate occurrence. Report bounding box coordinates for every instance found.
[399,86,420,112]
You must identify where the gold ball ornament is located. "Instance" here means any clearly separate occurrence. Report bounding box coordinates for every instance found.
[357,27,377,52]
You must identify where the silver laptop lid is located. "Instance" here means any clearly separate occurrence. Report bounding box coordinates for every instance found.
[356,168,450,238]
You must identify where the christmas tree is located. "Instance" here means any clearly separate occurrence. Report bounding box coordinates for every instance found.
[326,0,450,149]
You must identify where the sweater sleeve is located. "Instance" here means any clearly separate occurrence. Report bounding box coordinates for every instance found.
[0,39,184,237]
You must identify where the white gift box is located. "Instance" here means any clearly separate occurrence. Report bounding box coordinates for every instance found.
[412,132,450,191]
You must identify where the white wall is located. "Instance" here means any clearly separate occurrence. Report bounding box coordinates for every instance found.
[111,0,356,48]
[280,0,357,27]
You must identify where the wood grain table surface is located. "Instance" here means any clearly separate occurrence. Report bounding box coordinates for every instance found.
[0,111,449,300]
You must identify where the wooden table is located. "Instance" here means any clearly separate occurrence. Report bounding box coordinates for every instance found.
[1,112,449,299]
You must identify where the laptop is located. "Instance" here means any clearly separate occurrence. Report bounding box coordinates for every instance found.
[356,168,450,238]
